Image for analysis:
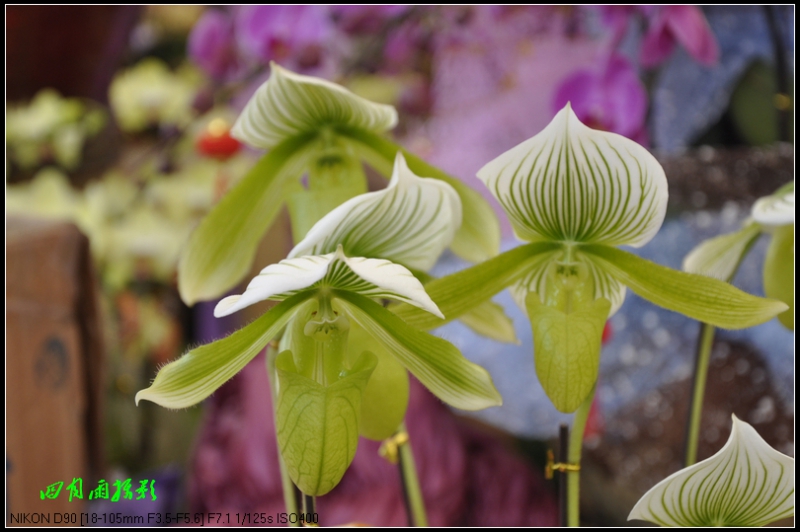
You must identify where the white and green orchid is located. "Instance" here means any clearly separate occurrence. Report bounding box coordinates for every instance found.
[684,181,794,330]
[391,104,788,413]
[629,415,794,526]
[178,62,500,305]
[137,153,501,496]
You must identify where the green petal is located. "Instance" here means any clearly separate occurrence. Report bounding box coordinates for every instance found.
[391,242,562,331]
[290,153,461,271]
[763,225,794,330]
[342,127,501,263]
[216,246,442,318]
[629,415,795,526]
[135,292,315,409]
[232,62,397,150]
[582,245,788,329]
[335,291,502,411]
[177,134,313,305]
[526,295,610,413]
[683,222,762,281]
[476,103,668,247]
[458,300,519,344]
[409,269,517,343]
[275,349,377,496]
[346,321,409,440]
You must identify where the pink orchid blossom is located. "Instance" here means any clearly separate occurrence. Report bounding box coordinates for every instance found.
[641,5,719,68]
[188,10,240,82]
[553,53,648,143]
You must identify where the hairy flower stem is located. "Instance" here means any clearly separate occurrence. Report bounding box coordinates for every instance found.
[398,421,429,527]
[266,347,300,526]
[684,322,716,466]
[567,385,595,527]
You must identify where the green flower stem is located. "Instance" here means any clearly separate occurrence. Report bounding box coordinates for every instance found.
[567,385,595,527]
[266,347,300,526]
[398,421,429,527]
[684,322,716,467]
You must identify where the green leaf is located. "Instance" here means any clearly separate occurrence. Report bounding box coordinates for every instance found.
[582,245,789,329]
[346,321,409,440]
[232,62,397,150]
[391,242,562,331]
[683,222,762,281]
[764,225,794,330]
[526,295,610,413]
[290,153,461,271]
[275,349,377,496]
[476,103,668,248]
[335,290,502,410]
[215,246,442,318]
[629,415,795,526]
[135,292,315,409]
[341,127,501,263]
[177,134,313,305]
[458,299,519,344]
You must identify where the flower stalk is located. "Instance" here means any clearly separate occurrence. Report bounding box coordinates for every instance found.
[566,385,595,527]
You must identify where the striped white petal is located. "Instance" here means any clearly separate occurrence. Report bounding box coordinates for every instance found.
[510,250,627,318]
[629,415,795,527]
[683,221,762,281]
[752,183,794,228]
[232,62,398,150]
[289,153,462,271]
[477,103,667,248]
[215,247,442,319]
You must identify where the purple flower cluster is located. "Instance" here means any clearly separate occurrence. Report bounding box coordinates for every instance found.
[553,5,719,144]
[188,6,334,82]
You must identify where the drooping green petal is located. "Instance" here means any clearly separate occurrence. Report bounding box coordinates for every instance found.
[476,103,668,248]
[232,62,397,150]
[751,182,794,227]
[629,415,795,526]
[335,291,502,411]
[342,127,501,263]
[683,221,762,281]
[290,153,461,271]
[177,134,313,305]
[215,246,442,318]
[458,300,519,344]
[346,321,409,440]
[763,225,794,330]
[391,242,562,331]
[275,349,377,496]
[526,295,610,413]
[582,245,789,329]
[135,293,315,409]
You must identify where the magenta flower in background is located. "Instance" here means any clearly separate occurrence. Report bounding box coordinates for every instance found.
[188,10,240,82]
[331,5,410,34]
[640,5,719,68]
[553,53,648,142]
[235,5,333,71]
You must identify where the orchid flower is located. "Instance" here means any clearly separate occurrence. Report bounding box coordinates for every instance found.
[178,62,500,305]
[391,104,787,413]
[137,153,501,496]
[629,415,794,526]
[684,181,794,330]
[640,5,719,68]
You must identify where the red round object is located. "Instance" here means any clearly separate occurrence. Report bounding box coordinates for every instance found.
[196,130,241,160]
